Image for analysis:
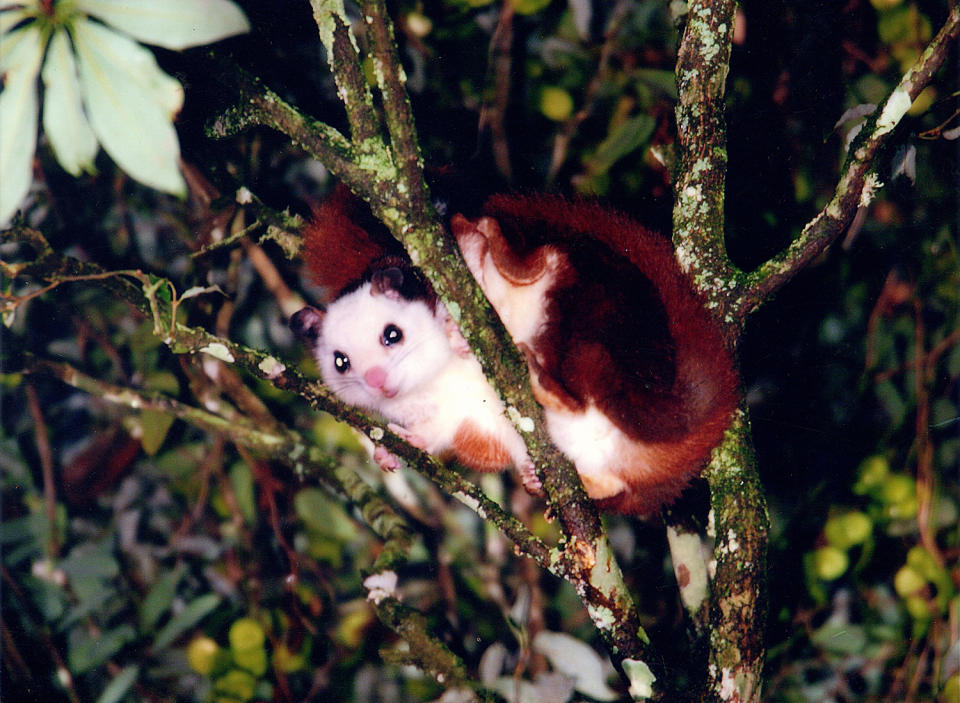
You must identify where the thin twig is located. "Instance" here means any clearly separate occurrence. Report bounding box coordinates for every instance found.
[24,382,59,557]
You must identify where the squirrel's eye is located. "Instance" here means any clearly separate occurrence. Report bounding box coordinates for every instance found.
[382,324,403,346]
[333,351,350,373]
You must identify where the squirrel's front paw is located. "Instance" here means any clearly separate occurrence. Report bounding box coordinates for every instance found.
[518,459,544,498]
[373,446,402,472]
[386,423,429,450]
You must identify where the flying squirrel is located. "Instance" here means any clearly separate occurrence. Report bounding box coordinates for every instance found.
[290,186,739,515]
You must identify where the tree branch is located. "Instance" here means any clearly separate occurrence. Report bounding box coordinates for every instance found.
[672,0,740,321]
[672,3,769,701]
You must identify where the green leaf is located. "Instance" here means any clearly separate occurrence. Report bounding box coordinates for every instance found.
[0,512,46,546]
[0,26,45,226]
[140,566,185,632]
[153,593,221,650]
[510,0,552,15]
[229,462,256,525]
[96,665,140,703]
[585,114,656,176]
[72,18,187,197]
[140,409,175,456]
[61,585,115,631]
[61,542,121,581]
[874,379,906,426]
[42,29,99,177]
[143,370,181,395]
[68,624,137,674]
[810,622,868,656]
[76,0,250,50]
[635,68,679,100]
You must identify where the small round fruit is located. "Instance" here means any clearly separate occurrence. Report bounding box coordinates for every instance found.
[187,636,220,675]
[229,618,265,653]
[539,87,574,122]
[813,546,849,581]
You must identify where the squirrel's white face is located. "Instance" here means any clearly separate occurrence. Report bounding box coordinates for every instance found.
[315,283,454,412]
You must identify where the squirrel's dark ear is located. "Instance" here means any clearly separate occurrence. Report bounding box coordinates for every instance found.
[370,267,405,299]
[290,306,325,347]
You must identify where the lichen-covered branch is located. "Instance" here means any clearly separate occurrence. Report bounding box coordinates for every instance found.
[704,412,767,702]
[672,0,739,323]
[359,0,429,202]
[672,3,769,701]
[205,62,367,190]
[736,5,960,318]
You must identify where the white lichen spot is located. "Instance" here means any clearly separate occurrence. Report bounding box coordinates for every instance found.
[258,356,286,379]
[683,184,702,201]
[876,85,912,137]
[691,157,711,175]
[369,427,385,441]
[623,659,657,700]
[363,571,398,605]
[727,529,740,553]
[720,667,737,699]
[585,603,616,630]
[453,491,482,514]
[674,242,695,271]
[200,343,235,363]
[506,406,535,432]
[860,172,884,207]
[235,187,253,204]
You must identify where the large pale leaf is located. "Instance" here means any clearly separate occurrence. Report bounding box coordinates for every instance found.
[0,26,44,226]
[42,29,99,176]
[532,630,619,701]
[72,18,186,196]
[76,0,249,50]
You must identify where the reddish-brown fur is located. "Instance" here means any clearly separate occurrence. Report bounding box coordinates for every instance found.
[450,421,514,472]
[302,186,405,301]
[471,194,739,513]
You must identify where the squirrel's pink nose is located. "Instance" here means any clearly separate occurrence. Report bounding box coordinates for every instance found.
[364,366,387,389]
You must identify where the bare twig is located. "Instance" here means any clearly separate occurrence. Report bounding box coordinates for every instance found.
[24,382,59,557]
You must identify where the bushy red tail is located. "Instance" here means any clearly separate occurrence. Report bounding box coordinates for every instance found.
[302,186,403,301]
[484,192,739,435]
